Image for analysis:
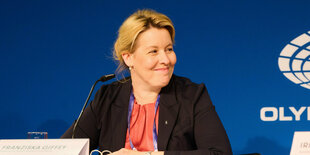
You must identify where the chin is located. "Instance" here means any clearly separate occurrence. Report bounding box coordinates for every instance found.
[159,82,169,88]
[150,73,173,88]
[156,77,172,88]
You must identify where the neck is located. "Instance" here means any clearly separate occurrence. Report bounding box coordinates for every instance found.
[131,77,161,105]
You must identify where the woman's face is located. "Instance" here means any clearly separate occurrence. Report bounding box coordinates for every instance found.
[124,27,177,89]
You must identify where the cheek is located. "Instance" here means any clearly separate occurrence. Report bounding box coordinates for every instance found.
[137,56,157,69]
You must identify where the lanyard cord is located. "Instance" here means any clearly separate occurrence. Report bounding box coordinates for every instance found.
[127,91,160,151]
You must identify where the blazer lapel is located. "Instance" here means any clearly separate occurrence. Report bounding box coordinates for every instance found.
[110,79,132,151]
[158,76,180,150]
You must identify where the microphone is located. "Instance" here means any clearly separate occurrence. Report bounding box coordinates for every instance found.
[72,74,115,138]
[98,74,115,82]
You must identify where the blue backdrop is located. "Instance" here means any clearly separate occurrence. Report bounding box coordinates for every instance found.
[1,0,310,154]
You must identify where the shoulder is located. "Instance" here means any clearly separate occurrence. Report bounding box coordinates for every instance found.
[172,75,207,95]
[90,77,131,115]
[95,77,131,96]
[172,75,201,86]
[170,75,212,106]
[92,77,131,107]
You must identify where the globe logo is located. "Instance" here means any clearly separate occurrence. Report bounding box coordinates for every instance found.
[278,31,310,89]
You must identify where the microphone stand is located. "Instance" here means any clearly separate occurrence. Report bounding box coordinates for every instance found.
[72,74,115,138]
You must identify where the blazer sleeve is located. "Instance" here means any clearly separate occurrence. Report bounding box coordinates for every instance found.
[165,84,232,155]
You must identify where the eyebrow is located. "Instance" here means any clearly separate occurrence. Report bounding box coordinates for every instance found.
[146,43,173,49]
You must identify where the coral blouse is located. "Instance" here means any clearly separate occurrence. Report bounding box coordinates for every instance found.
[125,99,159,151]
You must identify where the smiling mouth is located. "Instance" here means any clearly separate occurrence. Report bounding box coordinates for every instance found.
[154,67,169,71]
[154,67,170,74]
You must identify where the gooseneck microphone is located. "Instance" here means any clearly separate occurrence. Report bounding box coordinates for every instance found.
[72,74,115,138]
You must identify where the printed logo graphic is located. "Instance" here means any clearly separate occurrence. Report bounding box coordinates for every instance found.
[278,31,310,89]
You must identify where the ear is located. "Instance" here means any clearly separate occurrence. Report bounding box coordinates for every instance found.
[121,51,134,67]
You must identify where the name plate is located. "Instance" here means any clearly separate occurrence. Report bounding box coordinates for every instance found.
[0,139,89,155]
[290,131,310,155]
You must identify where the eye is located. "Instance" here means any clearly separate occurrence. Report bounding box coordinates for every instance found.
[148,49,158,54]
[166,47,174,52]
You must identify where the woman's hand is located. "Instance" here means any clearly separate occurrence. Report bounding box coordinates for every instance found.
[110,148,164,155]
[110,148,144,155]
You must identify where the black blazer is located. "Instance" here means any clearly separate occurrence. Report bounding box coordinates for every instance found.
[62,75,232,155]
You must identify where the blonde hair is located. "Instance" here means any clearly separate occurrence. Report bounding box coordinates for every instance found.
[113,9,175,74]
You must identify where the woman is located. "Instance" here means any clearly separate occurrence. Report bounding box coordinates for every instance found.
[62,9,232,155]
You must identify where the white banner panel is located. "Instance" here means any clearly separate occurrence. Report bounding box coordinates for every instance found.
[290,131,310,155]
[0,139,89,155]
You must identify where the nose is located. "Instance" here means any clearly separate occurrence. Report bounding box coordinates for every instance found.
[158,51,170,65]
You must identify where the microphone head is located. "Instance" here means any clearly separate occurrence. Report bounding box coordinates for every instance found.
[98,74,115,82]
